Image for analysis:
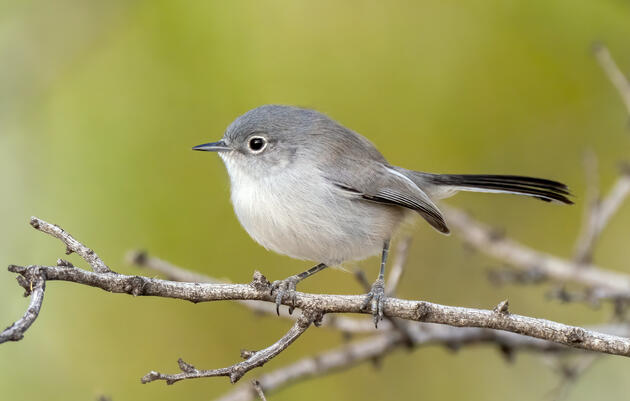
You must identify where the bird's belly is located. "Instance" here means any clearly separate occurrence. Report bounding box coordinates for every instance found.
[230,178,404,265]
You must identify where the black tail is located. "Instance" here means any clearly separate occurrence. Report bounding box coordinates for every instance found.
[425,174,573,204]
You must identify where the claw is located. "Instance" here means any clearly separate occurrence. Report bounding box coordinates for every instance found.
[288,291,297,315]
[361,278,386,328]
[269,275,300,316]
[275,290,283,315]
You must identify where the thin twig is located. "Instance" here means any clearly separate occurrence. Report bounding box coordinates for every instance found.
[142,312,316,384]
[444,206,630,298]
[593,43,630,116]
[215,323,630,401]
[215,333,402,401]
[574,166,630,264]
[546,353,601,400]
[30,217,112,273]
[592,167,630,232]
[574,150,601,264]
[0,267,45,344]
[252,380,267,401]
[128,250,219,283]
[385,236,412,296]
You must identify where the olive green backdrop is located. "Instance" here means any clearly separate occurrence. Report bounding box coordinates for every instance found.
[2,1,630,400]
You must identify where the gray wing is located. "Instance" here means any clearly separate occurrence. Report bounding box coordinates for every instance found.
[327,162,450,234]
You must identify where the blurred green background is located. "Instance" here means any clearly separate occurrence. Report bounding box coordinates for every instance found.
[2,1,630,400]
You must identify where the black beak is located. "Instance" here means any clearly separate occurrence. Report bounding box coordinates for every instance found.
[192,140,231,152]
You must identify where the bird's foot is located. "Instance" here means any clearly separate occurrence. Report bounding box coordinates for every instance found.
[270,274,300,315]
[361,278,386,328]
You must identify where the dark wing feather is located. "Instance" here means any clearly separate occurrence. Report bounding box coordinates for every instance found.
[330,166,449,234]
[362,189,449,234]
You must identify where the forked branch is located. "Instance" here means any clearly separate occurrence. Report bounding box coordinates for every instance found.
[142,311,317,384]
[4,216,630,388]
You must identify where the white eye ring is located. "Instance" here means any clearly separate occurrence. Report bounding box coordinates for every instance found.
[247,136,267,153]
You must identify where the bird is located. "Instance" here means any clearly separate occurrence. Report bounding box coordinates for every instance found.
[193,104,572,326]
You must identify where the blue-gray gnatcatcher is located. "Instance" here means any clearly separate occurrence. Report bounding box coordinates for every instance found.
[194,105,571,325]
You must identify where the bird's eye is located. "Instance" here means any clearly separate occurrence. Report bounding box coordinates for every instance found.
[248,136,267,153]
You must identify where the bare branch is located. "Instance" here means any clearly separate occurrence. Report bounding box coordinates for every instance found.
[593,43,630,116]
[215,323,630,401]
[8,216,630,388]
[8,261,630,357]
[546,353,601,400]
[142,311,316,384]
[128,250,218,283]
[574,165,630,264]
[128,250,281,314]
[128,250,387,333]
[385,236,411,296]
[487,266,547,286]
[252,380,267,401]
[444,206,630,296]
[594,169,630,231]
[30,216,112,273]
[0,267,45,343]
[216,333,402,401]
[574,150,601,264]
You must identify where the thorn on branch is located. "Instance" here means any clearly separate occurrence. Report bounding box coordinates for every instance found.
[57,259,74,268]
[178,358,197,373]
[123,276,148,297]
[415,302,430,321]
[15,275,31,295]
[29,217,40,229]
[250,271,270,291]
[241,350,257,359]
[566,328,586,344]
[494,300,510,315]
[10,265,45,296]
[312,311,325,327]
[8,264,26,275]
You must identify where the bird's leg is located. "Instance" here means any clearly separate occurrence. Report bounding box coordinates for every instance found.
[361,240,390,327]
[270,263,328,315]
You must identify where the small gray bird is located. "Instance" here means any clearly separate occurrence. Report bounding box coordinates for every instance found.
[194,105,571,325]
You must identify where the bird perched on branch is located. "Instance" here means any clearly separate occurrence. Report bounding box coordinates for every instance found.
[194,105,572,326]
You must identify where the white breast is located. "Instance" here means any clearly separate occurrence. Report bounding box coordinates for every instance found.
[223,157,404,266]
